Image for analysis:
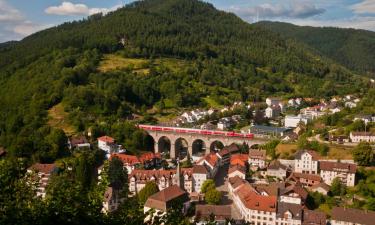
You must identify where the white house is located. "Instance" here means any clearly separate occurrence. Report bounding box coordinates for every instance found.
[267,160,289,179]
[294,150,320,174]
[265,106,281,119]
[266,97,281,107]
[192,165,209,193]
[228,164,246,180]
[284,115,310,128]
[98,136,117,154]
[248,149,266,169]
[319,161,356,187]
[27,163,57,198]
[350,132,375,143]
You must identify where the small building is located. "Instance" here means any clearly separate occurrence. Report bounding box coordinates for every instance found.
[195,205,231,225]
[230,154,248,167]
[248,149,266,169]
[27,163,57,198]
[331,207,375,225]
[265,105,281,119]
[309,183,330,195]
[197,153,219,178]
[267,160,289,179]
[250,125,292,137]
[266,97,281,107]
[200,121,216,130]
[302,210,327,225]
[288,172,321,187]
[192,165,209,193]
[294,150,320,174]
[276,202,303,225]
[284,115,310,128]
[354,115,373,123]
[98,136,117,154]
[228,164,246,180]
[350,132,375,143]
[68,136,90,150]
[217,117,235,130]
[319,161,356,187]
[111,153,140,173]
[144,185,190,215]
[102,186,123,213]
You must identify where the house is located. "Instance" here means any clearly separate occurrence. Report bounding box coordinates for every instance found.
[111,153,140,173]
[192,165,209,193]
[265,105,281,119]
[266,97,281,107]
[27,163,57,198]
[354,115,373,123]
[331,207,375,225]
[217,148,230,165]
[345,101,357,108]
[217,117,235,130]
[329,135,349,144]
[267,160,289,179]
[144,185,190,215]
[129,168,193,194]
[197,153,219,178]
[300,106,326,119]
[294,150,320,174]
[284,115,310,128]
[350,132,375,143]
[195,205,231,225]
[102,186,124,213]
[309,183,330,195]
[250,125,293,137]
[228,164,246,179]
[279,183,308,205]
[276,202,303,225]
[200,121,216,130]
[248,149,266,169]
[319,161,356,187]
[288,172,321,187]
[228,175,247,195]
[138,152,162,169]
[302,210,327,225]
[68,136,90,149]
[98,136,118,154]
[181,112,195,123]
[111,153,161,173]
[232,181,277,225]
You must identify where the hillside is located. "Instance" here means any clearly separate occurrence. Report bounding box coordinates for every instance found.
[255,21,375,76]
[0,0,370,157]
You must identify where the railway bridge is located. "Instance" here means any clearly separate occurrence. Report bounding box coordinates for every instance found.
[138,125,267,159]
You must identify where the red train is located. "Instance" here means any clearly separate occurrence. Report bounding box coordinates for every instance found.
[138,125,254,139]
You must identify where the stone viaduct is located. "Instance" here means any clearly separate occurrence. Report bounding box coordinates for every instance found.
[138,125,267,159]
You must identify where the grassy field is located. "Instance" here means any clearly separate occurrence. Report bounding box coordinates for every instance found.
[47,103,76,136]
[276,143,353,160]
[98,54,189,74]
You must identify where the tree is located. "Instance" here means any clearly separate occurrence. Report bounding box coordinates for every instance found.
[108,156,128,190]
[138,181,159,204]
[261,139,280,159]
[205,189,222,205]
[330,178,346,196]
[352,142,374,166]
[201,179,215,193]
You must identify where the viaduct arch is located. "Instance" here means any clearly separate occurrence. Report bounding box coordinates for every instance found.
[139,125,267,159]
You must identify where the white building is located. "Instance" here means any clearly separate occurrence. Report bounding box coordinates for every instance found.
[98,136,117,153]
[27,163,57,198]
[248,149,266,169]
[267,160,289,179]
[350,132,375,143]
[319,161,356,187]
[192,165,209,193]
[228,164,246,180]
[284,115,310,128]
[294,150,320,174]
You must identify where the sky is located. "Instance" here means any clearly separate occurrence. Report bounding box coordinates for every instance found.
[1,0,375,43]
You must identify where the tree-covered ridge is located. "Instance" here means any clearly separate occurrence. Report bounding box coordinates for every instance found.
[0,0,371,156]
[255,21,375,76]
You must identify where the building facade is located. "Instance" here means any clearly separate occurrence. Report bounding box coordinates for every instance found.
[294,150,319,174]
[319,161,356,187]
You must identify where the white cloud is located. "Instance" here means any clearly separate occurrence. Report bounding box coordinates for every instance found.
[0,0,23,22]
[45,1,122,16]
[229,1,325,19]
[351,0,375,14]
[13,21,51,36]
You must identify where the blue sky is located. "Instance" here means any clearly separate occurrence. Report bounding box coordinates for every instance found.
[1,0,375,42]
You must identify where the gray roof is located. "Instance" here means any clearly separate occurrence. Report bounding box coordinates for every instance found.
[276,202,303,220]
[331,207,375,225]
[250,125,292,133]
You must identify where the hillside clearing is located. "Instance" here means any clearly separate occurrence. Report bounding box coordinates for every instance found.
[47,103,76,136]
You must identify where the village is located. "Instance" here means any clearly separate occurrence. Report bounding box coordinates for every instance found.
[25,94,375,225]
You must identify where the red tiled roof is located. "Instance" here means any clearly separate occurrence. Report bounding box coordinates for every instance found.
[69,136,88,146]
[192,165,208,174]
[319,161,357,173]
[290,172,322,182]
[295,150,320,160]
[129,168,192,181]
[111,153,140,165]
[204,153,219,168]
[303,210,327,225]
[230,154,248,167]
[98,136,115,143]
[144,185,189,211]
[351,132,375,137]
[331,207,375,225]
[235,183,277,212]
[228,176,247,189]
[138,152,161,164]
[28,163,56,174]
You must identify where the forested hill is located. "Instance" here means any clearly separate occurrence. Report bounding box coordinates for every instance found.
[0,0,371,157]
[255,21,375,77]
